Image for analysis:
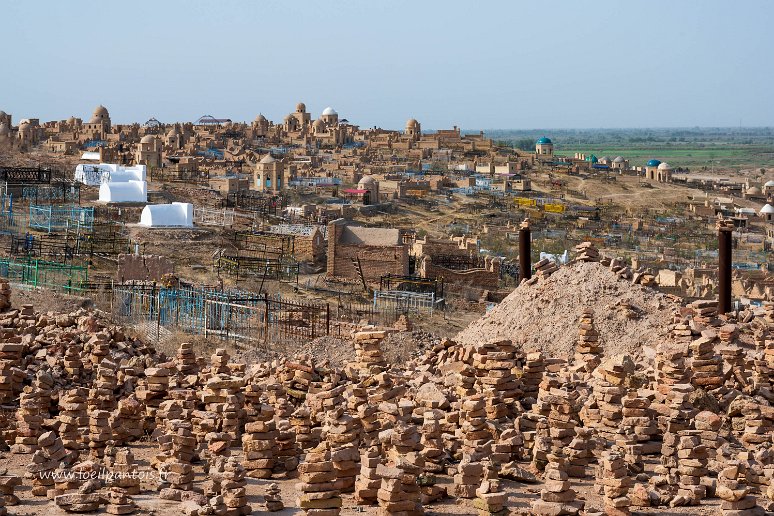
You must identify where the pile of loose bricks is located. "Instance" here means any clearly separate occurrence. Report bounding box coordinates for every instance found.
[0,275,772,515]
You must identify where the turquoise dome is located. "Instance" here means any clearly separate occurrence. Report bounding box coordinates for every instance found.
[646,159,661,167]
[536,137,552,145]
[587,154,598,163]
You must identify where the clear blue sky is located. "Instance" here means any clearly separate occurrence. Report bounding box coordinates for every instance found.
[3,0,773,129]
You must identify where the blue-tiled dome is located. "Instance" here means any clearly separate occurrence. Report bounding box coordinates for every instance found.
[536,137,552,145]
[646,159,661,167]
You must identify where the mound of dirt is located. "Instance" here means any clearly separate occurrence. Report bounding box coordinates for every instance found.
[11,287,94,314]
[455,261,680,359]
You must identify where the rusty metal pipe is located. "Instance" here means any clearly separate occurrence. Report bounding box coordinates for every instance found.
[519,223,531,282]
[718,225,733,314]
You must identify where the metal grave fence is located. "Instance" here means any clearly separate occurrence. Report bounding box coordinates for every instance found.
[21,183,81,204]
[214,254,299,283]
[110,286,329,345]
[194,207,235,227]
[0,258,88,292]
[373,290,435,315]
[28,205,94,233]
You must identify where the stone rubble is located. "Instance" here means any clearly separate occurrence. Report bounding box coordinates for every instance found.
[0,273,771,515]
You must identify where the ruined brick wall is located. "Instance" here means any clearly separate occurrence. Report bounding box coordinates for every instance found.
[420,255,500,289]
[116,254,174,282]
[326,221,345,277]
[328,244,409,282]
[294,234,326,264]
[411,237,470,258]
[327,220,408,282]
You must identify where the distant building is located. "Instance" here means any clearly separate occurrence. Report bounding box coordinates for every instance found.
[254,154,287,192]
[643,159,672,182]
[535,136,553,157]
[136,134,162,168]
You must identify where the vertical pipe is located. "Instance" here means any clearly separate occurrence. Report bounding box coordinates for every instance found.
[718,222,733,314]
[519,219,531,282]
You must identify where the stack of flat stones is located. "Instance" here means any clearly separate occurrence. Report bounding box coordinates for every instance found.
[156,419,196,501]
[367,372,405,433]
[88,333,111,370]
[593,381,626,444]
[63,345,83,379]
[717,461,765,515]
[113,396,144,445]
[598,450,633,516]
[674,431,708,506]
[105,447,141,495]
[458,397,491,463]
[621,391,660,454]
[655,343,692,398]
[201,373,245,447]
[0,473,21,509]
[691,299,718,324]
[274,418,300,476]
[29,431,74,497]
[534,258,559,278]
[739,401,774,448]
[574,242,600,262]
[176,342,198,375]
[210,348,231,374]
[452,361,477,398]
[0,338,26,404]
[689,330,723,390]
[296,442,342,515]
[291,406,318,451]
[54,489,103,513]
[453,461,483,500]
[718,324,739,345]
[474,463,508,515]
[575,309,602,372]
[281,361,316,401]
[472,340,521,418]
[357,401,380,448]
[539,380,582,466]
[352,329,388,376]
[0,278,10,311]
[615,432,644,476]
[137,366,170,420]
[376,454,424,515]
[521,351,545,399]
[209,456,251,515]
[13,389,44,453]
[694,411,723,462]
[105,487,137,515]
[242,402,276,479]
[531,452,583,516]
[354,445,382,506]
[325,404,361,494]
[0,357,23,405]
[90,360,119,412]
[203,430,231,461]
[419,409,446,474]
[88,409,112,458]
[264,482,284,512]
[565,427,595,478]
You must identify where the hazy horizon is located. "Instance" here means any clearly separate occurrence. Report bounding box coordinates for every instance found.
[3,0,773,130]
